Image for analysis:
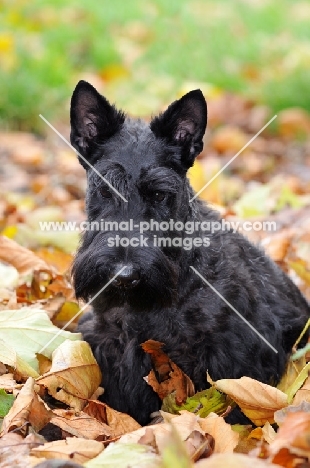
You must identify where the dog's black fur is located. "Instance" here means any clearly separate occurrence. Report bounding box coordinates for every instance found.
[70,80,310,425]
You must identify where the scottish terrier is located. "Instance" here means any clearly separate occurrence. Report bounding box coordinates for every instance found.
[70,80,309,425]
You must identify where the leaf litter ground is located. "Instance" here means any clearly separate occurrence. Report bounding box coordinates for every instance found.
[0,91,310,467]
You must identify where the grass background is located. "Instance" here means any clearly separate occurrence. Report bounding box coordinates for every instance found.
[1,0,310,131]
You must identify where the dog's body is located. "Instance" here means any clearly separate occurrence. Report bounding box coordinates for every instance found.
[70,81,309,425]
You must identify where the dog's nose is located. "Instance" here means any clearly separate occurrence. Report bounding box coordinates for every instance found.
[111,264,140,288]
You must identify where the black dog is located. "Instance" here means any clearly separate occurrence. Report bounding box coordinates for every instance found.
[70,80,309,425]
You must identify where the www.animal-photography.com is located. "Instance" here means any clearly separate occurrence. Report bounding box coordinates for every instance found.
[0,2,310,467]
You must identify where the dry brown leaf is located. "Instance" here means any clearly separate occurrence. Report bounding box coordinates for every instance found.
[138,427,157,450]
[269,411,310,458]
[35,248,73,275]
[278,107,310,138]
[211,125,248,154]
[293,376,310,406]
[185,430,214,461]
[142,340,194,404]
[0,432,44,466]
[119,411,205,453]
[0,235,51,275]
[37,340,101,412]
[1,377,53,435]
[263,231,291,262]
[271,447,308,468]
[195,452,279,467]
[214,377,288,425]
[84,399,141,437]
[51,408,112,441]
[30,438,104,464]
[0,373,20,391]
[198,412,239,453]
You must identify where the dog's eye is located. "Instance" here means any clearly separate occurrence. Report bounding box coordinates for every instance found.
[100,187,112,199]
[154,191,166,202]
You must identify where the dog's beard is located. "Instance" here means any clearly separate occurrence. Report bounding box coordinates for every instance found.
[72,233,179,312]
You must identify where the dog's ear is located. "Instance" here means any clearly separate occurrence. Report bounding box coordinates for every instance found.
[70,80,125,168]
[150,90,207,169]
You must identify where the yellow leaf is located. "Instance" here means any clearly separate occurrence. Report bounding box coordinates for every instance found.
[214,377,288,425]
[37,340,102,411]
[31,437,104,464]
[198,412,239,453]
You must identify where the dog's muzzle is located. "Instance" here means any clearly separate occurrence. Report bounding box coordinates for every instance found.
[110,263,141,289]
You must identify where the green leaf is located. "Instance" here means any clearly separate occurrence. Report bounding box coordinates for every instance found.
[162,387,232,418]
[286,362,310,403]
[84,443,160,468]
[0,389,15,417]
[275,185,304,211]
[233,184,272,218]
[292,343,310,361]
[0,308,81,373]
[0,339,39,378]
[161,424,192,468]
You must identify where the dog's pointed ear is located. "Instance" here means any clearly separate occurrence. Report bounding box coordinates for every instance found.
[70,80,125,168]
[150,90,207,169]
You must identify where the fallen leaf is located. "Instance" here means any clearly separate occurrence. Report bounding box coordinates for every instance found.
[274,400,310,425]
[232,425,258,455]
[0,338,39,378]
[277,353,307,395]
[195,453,279,467]
[1,377,53,435]
[35,248,73,275]
[293,376,310,406]
[0,308,81,372]
[0,235,51,275]
[0,373,19,391]
[51,409,112,441]
[161,423,196,468]
[269,411,310,458]
[198,412,239,453]
[43,294,66,320]
[262,422,277,444]
[84,400,141,437]
[53,300,80,328]
[185,430,213,462]
[142,340,194,404]
[271,447,307,468]
[289,259,310,285]
[84,442,160,468]
[31,438,104,464]
[285,362,310,403]
[211,126,248,154]
[278,107,310,139]
[214,377,288,425]
[119,411,205,453]
[162,387,232,418]
[0,432,44,466]
[37,340,101,411]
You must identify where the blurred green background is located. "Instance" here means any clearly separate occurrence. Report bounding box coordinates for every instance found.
[1,0,310,131]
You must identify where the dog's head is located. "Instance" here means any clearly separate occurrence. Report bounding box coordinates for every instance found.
[70,81,208,312]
